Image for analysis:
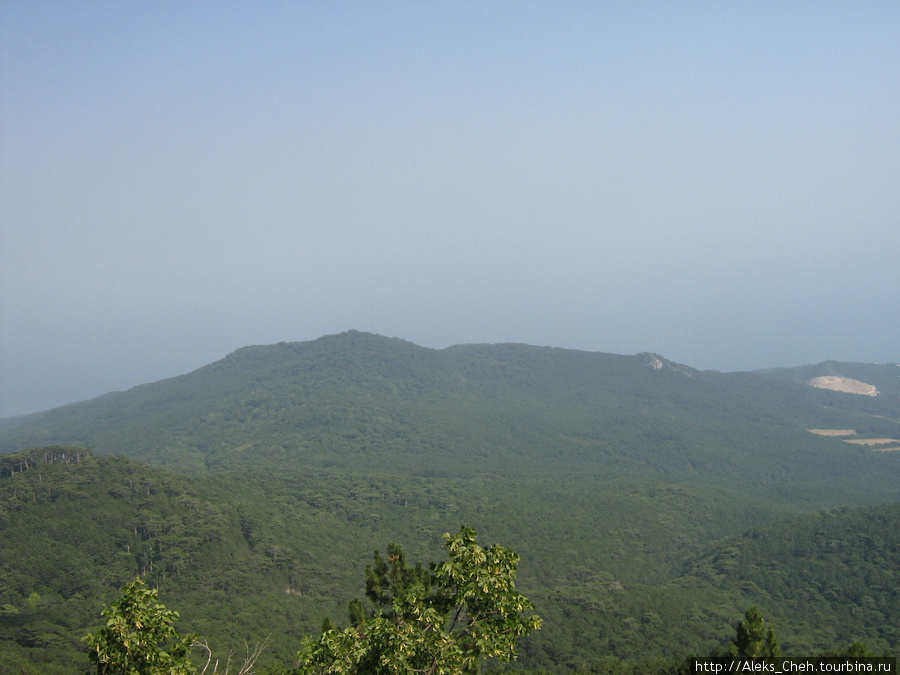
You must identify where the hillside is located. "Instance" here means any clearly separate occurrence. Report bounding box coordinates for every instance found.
[2,332,899,496]
[0,447,342,672]
[1,332,899,670]
[3,446,899,673]
[678,503,900,654]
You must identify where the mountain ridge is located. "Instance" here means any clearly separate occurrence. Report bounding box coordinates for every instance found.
[1,331,898,481]
[5,331,897,426]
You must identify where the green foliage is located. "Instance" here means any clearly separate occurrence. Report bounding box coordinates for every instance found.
[3,333,899,505]
[1,334,900,670]
[350,542,431,627]
[728,607,780,658]
[297,527,541,674]
[818,641,878,658]
[0,446,321,671]
[682,503,900,654]
[3,442,900,670]
[83,578,195,674]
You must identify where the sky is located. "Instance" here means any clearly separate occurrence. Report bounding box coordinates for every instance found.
[1,2,899,418]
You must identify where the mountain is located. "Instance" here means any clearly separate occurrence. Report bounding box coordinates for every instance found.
[761,360,900,397]
[2,332,899,492]
[1,331,899,671]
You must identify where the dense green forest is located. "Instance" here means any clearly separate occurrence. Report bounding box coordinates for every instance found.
[1,332,898,671]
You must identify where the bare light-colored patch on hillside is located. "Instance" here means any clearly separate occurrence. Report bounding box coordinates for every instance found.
[808,376,879,396]
[807,429,900,452]
[844,438,900,446]
[808,429,857,437]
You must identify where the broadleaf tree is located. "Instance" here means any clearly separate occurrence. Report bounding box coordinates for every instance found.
[83,578,197,675]
[297,526,541,674]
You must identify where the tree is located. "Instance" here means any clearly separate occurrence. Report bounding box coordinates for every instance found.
[728,607,780,658]
[297,526,541,674]
[818,641,876,658]
[83,578,196,675]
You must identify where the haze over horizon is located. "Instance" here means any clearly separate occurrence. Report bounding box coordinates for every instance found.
[2,3,899,418]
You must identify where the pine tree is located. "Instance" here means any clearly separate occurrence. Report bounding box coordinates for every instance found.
[728,607,781,658]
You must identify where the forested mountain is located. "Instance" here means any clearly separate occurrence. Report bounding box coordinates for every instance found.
[2,332,898,490]
[1,332,898,671]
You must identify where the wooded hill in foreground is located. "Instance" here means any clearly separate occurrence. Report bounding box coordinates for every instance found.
[1,331,898,671]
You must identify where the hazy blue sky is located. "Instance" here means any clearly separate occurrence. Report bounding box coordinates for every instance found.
[2,2,899,417]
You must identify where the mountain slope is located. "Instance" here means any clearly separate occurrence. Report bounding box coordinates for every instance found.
[677,502,900,654]
[0,446,363,672]
[2,447,897,672]
[1,332,898,503]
